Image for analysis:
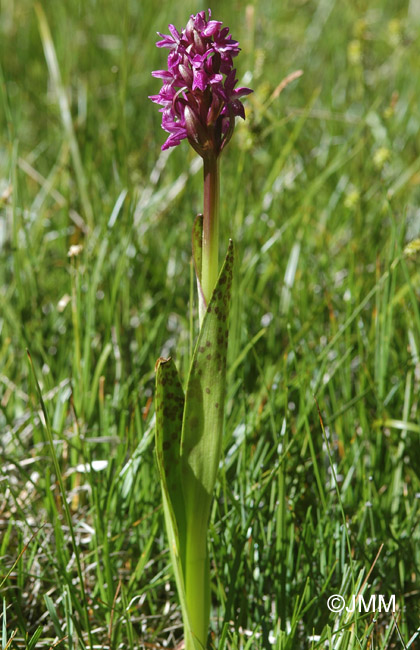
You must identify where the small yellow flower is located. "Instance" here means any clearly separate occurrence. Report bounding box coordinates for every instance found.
[347,40,362,66]
[344,189,360,209]
[373,147,391,169]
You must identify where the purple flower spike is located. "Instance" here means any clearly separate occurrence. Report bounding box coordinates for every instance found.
[149,10,253,156]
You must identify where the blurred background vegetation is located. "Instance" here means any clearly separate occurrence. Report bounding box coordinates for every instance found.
[1,0,419,648]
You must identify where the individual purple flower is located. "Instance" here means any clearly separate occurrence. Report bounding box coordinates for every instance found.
[149,9,252,155]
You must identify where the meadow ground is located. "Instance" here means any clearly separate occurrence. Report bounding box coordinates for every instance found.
[1,0,420,648]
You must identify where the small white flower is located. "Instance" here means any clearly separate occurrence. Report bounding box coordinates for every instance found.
[57,294,71,312]
[67,244,83,258]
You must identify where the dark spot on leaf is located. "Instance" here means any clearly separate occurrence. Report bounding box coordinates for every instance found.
[189,416,199,428]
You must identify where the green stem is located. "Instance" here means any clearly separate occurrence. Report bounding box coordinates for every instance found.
[184,526,210,650]
[200,152,219,325]
[184,151,220,648]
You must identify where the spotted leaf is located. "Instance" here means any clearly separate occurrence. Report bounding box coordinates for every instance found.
[155,357,192,637]
[181,240,234,534]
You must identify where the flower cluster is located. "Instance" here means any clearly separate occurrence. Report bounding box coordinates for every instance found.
[149,10,252,155]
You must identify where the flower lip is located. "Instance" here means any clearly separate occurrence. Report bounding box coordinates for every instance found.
[151,69,173,80]
[202,21,222,37]
[150,10,253,154]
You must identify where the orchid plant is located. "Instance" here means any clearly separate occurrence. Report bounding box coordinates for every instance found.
[150,10,252,649]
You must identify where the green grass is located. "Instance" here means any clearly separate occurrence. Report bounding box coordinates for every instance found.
[1,0,420,648]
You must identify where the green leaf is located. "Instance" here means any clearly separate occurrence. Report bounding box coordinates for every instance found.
[44,594,64,638]
[26,627,43,650]
[155,357,192,638]
[181,240,234,527]
[179,241,234,646]
[155,357,186,553]
[155,241,234,649]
